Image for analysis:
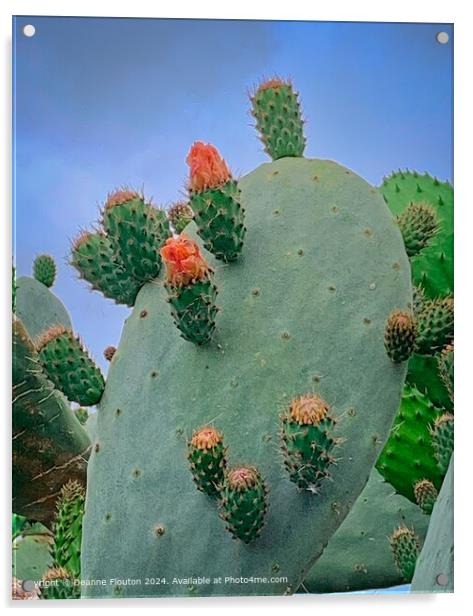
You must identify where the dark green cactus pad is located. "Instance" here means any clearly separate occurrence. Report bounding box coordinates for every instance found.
[12,318,91,525]
[168,201,194,234]
[165,277,219,345]
[190,180,246,262]
[413,479,438,514]
[33,254,57,288]
[302,469,430,593]
[36,326,105,406]
[376,385,444,502]
[396,202,439,258]
[415,296,454,355]
[16,276,72,340]
[380,171,453,298]
[71,231,141,307]
[411,457,453,592]
[431,413,454,475]
[40,568,80,600]
[250,79,305,160]
[389,526,421,581]
[81,157,411,597]
[12,530,53,583]
[50,481,85,579]
[188,427,227,496]
[102,195,171,283]
[219,466,268,544]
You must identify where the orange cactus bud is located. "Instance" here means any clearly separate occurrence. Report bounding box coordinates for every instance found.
[186,142,231,193]
[160,234,210,286]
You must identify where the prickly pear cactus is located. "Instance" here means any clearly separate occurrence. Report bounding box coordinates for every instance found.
[12,529,53,582]
[33,254,57,288]
[16,275,72,339]
[79,80,412,598]
[302,469,429,593]
[12,318,90,525]
[411,457,453,592]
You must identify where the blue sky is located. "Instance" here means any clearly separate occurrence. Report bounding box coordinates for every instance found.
[13,17,453,372]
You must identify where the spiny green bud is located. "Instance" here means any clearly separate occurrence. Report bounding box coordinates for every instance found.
[431,413,454,475]
[413,479,438,514]
[168,201,194,234]
[33,254,57,288]
[219,466,268,544]
[384,310,416,363]
[188,426,227,496]
[51,480,85,581]
[389,526,421,581]
[438,344,454,403]
[415,296,454,355]
[280,393,338,493]
[396,202,439,257]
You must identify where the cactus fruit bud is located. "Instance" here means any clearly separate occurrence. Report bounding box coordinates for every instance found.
[160,235,219,345]
[250,77,306,160]
[396,202,439,257]
[389,526,421,580]
[33,254,57,288]
[438,343,454,403]
[384,310,416,363]
[51,480,85,580]
[280,394,338,492]
[36,326,105,406]
[40,567,80,600]
[103,345,117,362]
[415,296,454,355]
[188,426,227,496]
[219,466,268,544]
[413,479,438,514]
[168,201,194,234]
[431,413,454,475]
[74,407,89,425]
[187,142,246,262]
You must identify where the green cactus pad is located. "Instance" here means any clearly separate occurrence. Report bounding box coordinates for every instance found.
[250,79,305,160]
[380,171,453,298]
[40,567,80,600]
[168,201,194,234]
[431,413,454,475]
[102,194,171,283]
[396,202,439,257]
[302,469,430,593]
[33,254,57,288]
[71,231,141,307]
[389,526,421,581]
[81,156,411,598]
[438,345,454,403]
[377,385,444,502]
[384,310,416,363]
[188,427,227,496]
[219,466,268,544]
[51,480,85,580]
[190,180,246,262]
[411,457,453,592]
[36,326,105,406]
[413,479,438,514]
[415,296,454,355]
[280,394,338,492]
[12,531,53,583]
[12,318,90,525]
[165,277,219,345]
[16,276,72,339]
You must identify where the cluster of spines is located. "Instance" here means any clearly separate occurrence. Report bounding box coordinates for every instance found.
[161,235,219,345]
[187,142,247,262]
[219,466,269,544]
[250,78,306,160]
[33,254,57,288]
[280,393,339,493]
[35,325,105,406]
[71,189,171,306]
[431,413,454,475]
[413,479,438,514]
[396,202,439,257]
[389,526,421,581]
[187,427,227,496]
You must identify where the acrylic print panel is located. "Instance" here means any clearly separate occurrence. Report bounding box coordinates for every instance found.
[12,16,453,600]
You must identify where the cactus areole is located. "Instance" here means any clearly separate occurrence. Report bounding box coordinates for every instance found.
[80,81,412,597]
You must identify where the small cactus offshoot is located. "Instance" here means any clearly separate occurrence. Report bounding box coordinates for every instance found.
[168,201,194,234]
[415,296,454,355]
[188,426,227,496]
[219,466,268,544]
[384,310,416,363]
[187,142,246,262]
[160,235,218,345]
[438,344,454,403]
[36,326,105,406]
[280,393,338,493]
[51,480,85,580]
[396,202,439,258]
[33,254,57,288]
[413,479,438,514]
[389,526,421,581]
[431,413,454,475]
[74,407,89,425]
